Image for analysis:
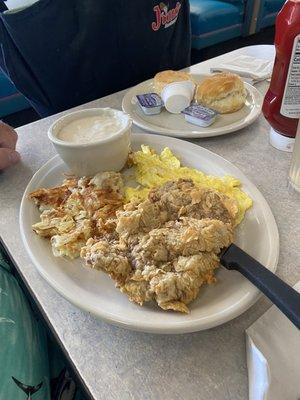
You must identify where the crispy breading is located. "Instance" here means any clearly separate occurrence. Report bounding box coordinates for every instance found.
[116,179,237,239]
[81,237,131,284]
[130,218,233,267]
[82,180,235,313]
[82,217,232,313]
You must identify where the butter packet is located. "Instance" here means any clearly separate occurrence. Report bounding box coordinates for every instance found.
[182,104,218,127]
[136,93,163,115]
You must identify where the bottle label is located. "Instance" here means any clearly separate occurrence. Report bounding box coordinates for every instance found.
[281,34,300,118]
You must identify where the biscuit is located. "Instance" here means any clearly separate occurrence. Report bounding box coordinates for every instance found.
[154,70,192,93]
[195,73,247,114]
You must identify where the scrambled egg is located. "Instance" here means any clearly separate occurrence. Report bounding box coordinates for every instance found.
[124,146,252,225]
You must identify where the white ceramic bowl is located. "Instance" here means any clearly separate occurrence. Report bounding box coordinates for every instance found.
[48,108,132,176]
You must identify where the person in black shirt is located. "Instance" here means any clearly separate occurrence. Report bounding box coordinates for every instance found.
[0,0,191,116]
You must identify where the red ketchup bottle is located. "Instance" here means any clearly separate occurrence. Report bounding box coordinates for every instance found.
[263,0,300,152]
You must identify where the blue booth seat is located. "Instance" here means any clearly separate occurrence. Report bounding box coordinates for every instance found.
[256,0,285,31]
[0,69,30,118]
[190,0,245,50]
[245,0,285,35]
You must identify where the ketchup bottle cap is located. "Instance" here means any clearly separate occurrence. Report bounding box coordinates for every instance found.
[269,128,295,152]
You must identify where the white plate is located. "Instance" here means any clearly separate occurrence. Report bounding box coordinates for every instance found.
[20,134,279,334]
[122,75,263,138]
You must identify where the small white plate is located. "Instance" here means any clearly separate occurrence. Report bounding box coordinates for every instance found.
[20,134,279,334]
[122,75,263,138]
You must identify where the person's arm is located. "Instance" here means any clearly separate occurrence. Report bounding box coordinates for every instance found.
[0,121,20,170]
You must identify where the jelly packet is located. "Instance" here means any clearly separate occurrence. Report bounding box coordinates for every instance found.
[136,93,163,115]
[182,104,218,127]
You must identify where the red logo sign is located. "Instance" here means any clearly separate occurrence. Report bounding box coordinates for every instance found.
[152,2,182,31]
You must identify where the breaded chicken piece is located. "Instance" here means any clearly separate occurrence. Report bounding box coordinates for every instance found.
[116,179,238,240]
[135,253,219,313]
[81,237,132,284]
[82,217,233,313]
[119,253,219,313]
[123,217,233,312]
[131,218,233,268]
[82,180,236,312]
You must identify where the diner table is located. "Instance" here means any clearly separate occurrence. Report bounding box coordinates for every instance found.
[1,44,299,400]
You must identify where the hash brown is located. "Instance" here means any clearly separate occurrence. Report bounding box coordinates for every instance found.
[30,172,124,258]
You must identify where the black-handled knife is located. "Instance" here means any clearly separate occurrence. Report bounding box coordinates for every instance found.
[220,244,300,330]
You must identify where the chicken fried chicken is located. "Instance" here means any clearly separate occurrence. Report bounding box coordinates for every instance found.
[82,180,235,313]
[116,179,237,240]
[121,218,233,313]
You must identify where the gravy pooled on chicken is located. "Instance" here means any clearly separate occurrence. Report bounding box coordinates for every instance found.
[81,179,236,313]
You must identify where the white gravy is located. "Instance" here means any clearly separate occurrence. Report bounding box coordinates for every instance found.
[57,115,123,144]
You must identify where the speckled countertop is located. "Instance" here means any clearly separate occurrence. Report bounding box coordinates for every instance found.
[1,46,299,400]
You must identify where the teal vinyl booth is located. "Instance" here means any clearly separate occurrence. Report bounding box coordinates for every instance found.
[243,0,285,34]
[190,0,249,50]
[190,0,285,50]
[254,0,285,32]
[0,69,30,118]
